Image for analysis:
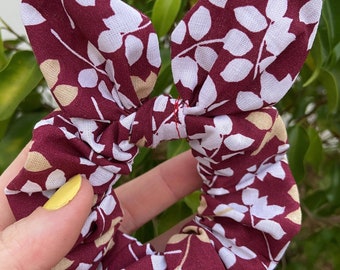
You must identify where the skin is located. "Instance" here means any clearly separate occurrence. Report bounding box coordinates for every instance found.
[0,144,202,269]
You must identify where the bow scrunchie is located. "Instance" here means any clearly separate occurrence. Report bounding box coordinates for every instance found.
[7,0,322,269]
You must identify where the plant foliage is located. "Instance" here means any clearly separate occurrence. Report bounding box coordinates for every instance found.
[0,1,339,268]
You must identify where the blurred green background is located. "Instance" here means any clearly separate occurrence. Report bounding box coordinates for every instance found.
[1,0,339,269]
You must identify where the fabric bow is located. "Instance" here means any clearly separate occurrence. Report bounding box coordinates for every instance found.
[7,0,322,269]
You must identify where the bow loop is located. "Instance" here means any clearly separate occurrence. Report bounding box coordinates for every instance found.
[23,0,161,121]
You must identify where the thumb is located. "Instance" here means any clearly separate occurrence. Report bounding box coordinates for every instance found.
[0,175,93,270]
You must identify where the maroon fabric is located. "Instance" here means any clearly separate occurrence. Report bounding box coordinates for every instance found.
[6,0,322,269]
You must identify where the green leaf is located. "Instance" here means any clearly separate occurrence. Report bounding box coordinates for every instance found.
[0,112,47,173]
[322,0,340,47]
[304,127,323,171]
[318,68,339,114]
[152,0,182,37]
[167,139,190,159]
[303,35,322,87]
[332,42,340,63]
[287,125,310,182]
[0,31,7,70]
[183,190,201,212]
[0,118,10,140]
[156,200,192,235]
[0,51,42,121]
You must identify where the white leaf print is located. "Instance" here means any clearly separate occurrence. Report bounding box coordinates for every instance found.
[151,255,167,270]
[215,167,234,177]
[219,247,237,268]
[171,21,187,44]
[265,18,295,55]
[112,142,133,161]
[236,173,255,191]
[299,0,323,24]
[208,188,230,196]
[125,35,143,66]
[100,195,117,215]
[76,0,96,6]
[251,197,285,219]
[98,1,143,53]
[89,166,120,187]
[109,0,143,33]
[105,60,116,83]
[214,204,246,222]
[185,76,217,115]
[45,170,66,190]
[147,33,161,68]
[118,91,136,109]
[21,3,46,26]
[195,46,218,71]
[259,56,276,73]
[242,188,259,206]
[214,115,233,136]
[223,29,253,56]
[260,71,293,104]
[21,180,42,193]
[220,58,254,82]
[213,224,256,268]
[196,125,222,150]
[266,0,288,21]
[172,56,198,90]
[71,118,105,153]
[230,243,257,260]
[87,42,105,66]
[224,134,255,151]
[34,118,54,129]
[236,91,264,111]
[267,162,286,180]
[209,0,228,8]
[98,81,115,102]
[308,24,319,50]
[255,220,286,240]
[81,211,97,237]
[78,68,98,88]
[98,30,123,53]
[234,6,268,33]
[188,6,212,41]
[153,95,169,112]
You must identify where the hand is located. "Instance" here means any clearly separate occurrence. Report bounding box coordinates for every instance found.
[0,144,202,268]
[0,146,94,269]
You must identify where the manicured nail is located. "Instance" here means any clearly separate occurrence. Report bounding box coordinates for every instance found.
[43,174,82,210]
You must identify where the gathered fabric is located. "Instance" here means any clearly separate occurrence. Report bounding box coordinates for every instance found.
[7,0,322,269]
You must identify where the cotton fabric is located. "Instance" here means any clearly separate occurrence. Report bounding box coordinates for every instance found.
[7,0,322,269]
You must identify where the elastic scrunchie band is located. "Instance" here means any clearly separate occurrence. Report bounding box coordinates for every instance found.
[7,0,322,269]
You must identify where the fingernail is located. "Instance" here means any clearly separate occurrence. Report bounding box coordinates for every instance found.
[43,174,82,210]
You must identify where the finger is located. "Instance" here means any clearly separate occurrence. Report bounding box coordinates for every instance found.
[116,150,202,234]
[0,176,93,270]
[0,143,31,230]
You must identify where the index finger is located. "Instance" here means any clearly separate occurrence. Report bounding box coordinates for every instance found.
[0,143,31,230]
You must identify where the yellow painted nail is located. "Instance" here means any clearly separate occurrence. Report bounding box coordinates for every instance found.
[43,174,82,210]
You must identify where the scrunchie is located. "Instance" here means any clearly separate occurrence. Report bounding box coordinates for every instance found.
[7,0,322,269]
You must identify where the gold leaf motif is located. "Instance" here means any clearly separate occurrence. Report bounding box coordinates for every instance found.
[197,196,207,215]
[288,185,300,203]
[131,71,158,100]
[286,208,302,225]
[246,111,273,130]
[94,217,121,247]
[167,233,189,244]
[251,114,288,156]
[53,85,79,107]
[40,59,61,88]
[52,257,74,270]
[24,151,52,172]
